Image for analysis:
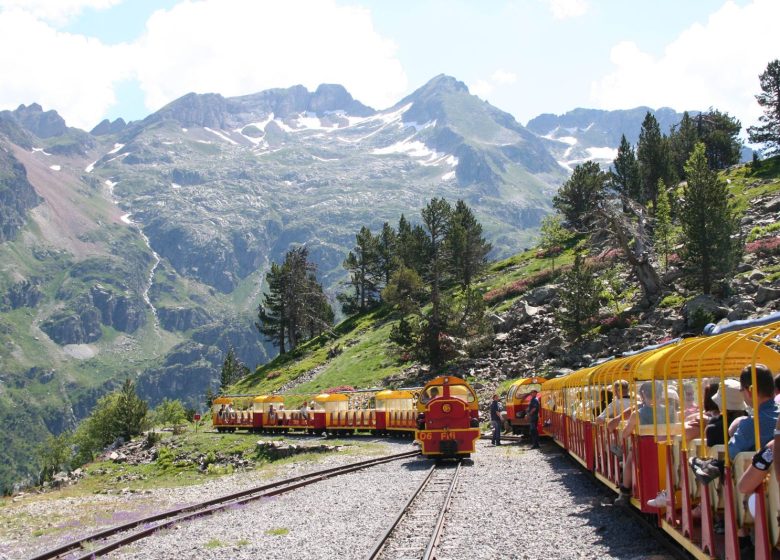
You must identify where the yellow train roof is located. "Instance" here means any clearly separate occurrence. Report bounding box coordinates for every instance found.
[424,375,470,387]
[212,397,233,404]
[510,377,547,387]
[376,390,414,399]
[252,395,284,403]
[314,393,349,402]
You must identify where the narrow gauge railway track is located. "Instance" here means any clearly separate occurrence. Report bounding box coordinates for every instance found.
[29,450,420,560]
[367,461,462,560]
[479,434,524,443]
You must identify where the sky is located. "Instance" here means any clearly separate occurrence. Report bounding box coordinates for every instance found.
[0,0,778,134]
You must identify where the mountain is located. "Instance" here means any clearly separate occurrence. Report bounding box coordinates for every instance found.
[0,74,568,490]
[526,106,692,170]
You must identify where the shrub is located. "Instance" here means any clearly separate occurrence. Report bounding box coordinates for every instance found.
[689,307,715,334]
[745,236,780,257]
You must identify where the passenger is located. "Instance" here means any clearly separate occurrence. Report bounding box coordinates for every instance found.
[736,440,774,558]
[615,381,674,506]
[527,389,540,449]
[489,394,504,446]
[218,404,225,419]
[596,380,631,424]
[703,379,746,447]
[728,363,779,460]
[774,373,780,404]
[299,401,309,420]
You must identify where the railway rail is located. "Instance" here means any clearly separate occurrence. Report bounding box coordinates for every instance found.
[29,450,420,560]
[366,461,462,560]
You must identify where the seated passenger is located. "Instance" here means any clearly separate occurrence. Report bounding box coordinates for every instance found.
[704,379,746,447]
[218,404,225,419]
[596,380,631,424]
[728,364,779,461]
[615,381,675,506]
[299,401,309,420]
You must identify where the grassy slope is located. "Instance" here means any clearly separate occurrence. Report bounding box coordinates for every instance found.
[234,157,780,399]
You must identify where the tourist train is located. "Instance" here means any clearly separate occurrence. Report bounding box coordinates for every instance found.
[541,312,780,560]
[212,375,480,458]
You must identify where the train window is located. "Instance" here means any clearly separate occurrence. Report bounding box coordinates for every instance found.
[420,387,442,403]
[449,385,476,403]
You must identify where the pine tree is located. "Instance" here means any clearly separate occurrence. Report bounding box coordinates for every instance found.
[748,59,780,157]
[447,200,491,289]
[552,161,607,230]
[220,346,248,390]
[539,213,571,273]
[377,222,398,289]
[343,226,381,312]
[396,214,430,275]
[637,111,670,207]
[669,112,699,182]
[556,251,601,340]
[653,179,676,274]
[112,379,148,441]
[420,197,452,368]
[256,262,287,353]
[610,135,641,202]
[697,109,742,170]
[679,143,742,294]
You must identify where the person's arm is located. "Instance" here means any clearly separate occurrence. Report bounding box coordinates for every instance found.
[738,442,773,494]
[607,406,632,432]
[621,411,638,441]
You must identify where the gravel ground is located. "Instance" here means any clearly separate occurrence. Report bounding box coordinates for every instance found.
[2,438,679,560]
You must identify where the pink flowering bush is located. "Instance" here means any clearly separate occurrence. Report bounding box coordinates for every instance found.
[745,236,780,257]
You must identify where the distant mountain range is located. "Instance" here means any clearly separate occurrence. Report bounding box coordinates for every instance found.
[0,74,694,490]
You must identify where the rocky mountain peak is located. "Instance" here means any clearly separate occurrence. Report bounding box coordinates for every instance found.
[9,103,68,138]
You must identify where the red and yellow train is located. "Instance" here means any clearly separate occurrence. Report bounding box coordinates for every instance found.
[212,375,480,459]
[540,312,780,560]
[505,376,546,436]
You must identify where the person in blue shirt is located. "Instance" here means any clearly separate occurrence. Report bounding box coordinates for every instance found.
[728,363,779,460]
[489,394,504,445]
[527,389,541,449]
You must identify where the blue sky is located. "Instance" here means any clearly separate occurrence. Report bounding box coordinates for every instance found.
[1,0,777,132]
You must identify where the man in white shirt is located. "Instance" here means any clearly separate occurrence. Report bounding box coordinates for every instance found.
[597,380,632,424]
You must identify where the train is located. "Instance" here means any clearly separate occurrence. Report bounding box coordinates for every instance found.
[505,376,547,436]
[212,375,480,459]
[539,312,780,560]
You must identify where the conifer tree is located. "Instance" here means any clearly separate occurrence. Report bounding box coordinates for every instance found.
[447,200,491,289]
[256,262,287,353]
[610,135,641,201]
[669,112,699,182]
[696,109,742,170]
[637,111,670,207]
[343,226,381,312]
[748,59,780,157]
[556,251,600,340]
[539,213,571,273]
[220,346,248,390]
[377,222,398,288]
[679,143,742,294]
[112,379,149,442]
[420,197,452,368]
[552,161,607,230]
[653,179,676,274]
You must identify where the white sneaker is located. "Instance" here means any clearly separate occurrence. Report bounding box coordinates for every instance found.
[647,490,668,508]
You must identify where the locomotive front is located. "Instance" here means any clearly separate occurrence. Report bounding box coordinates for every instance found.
[415,376,480,458]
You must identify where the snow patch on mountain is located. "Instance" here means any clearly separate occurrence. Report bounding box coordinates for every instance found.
[204,127,239,145]
[371,135,457,168]
[587,147,618,160]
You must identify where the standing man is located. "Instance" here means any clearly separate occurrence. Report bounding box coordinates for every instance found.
[489,394,504,446]
[528,389,541,449]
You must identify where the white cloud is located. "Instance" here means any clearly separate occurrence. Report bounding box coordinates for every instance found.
[590,0,780,129]
[0,0,406,130]
[469,69,517,100]
[0,0,120,26]
[491,69,517,85]
[0,9,132,129]
[133,0,406,115]
[545,0,588,20]
[470,79,494,99]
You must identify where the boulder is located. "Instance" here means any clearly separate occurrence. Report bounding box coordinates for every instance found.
[525,286,558,306]
[756,286,780,306]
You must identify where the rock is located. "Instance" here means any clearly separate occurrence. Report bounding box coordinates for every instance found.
[756,286,780,306]
[763,196,780,213]
[525,286,558,307]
